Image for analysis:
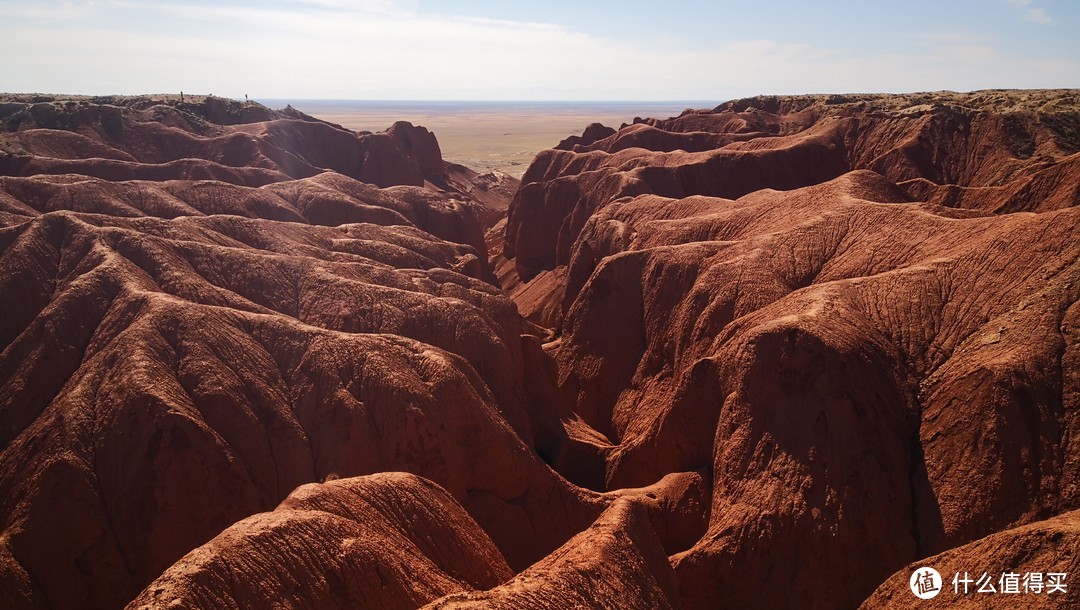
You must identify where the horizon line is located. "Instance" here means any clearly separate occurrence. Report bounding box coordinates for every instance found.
[260,98,720,104]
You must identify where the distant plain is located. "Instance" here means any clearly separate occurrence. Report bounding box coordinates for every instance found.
[272,101,709,176]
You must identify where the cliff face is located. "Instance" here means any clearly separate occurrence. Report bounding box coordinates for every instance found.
[0,91,1078,610]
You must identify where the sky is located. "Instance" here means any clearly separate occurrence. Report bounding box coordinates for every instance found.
[1,0,1078,101]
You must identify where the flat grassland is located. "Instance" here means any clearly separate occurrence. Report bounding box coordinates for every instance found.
[278,101,704,176]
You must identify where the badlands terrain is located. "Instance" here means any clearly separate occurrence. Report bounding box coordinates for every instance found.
[0,90,1078,609]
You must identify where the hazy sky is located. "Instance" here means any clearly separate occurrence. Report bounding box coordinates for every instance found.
[2,0,1078,101]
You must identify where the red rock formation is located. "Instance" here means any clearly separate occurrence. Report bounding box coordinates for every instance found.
[423,499,681,609]
[0,205,622,607]
[127,473,513,610]
[493,90,1077,610]
[555,122,617,150]
[859,509,1080,609]
[0,95,619,609]
[0,95,491,192]
[387,121,447,184]
[549,170,1078,607]
[446,164,519,227]
[125,472,706,610]
[505,90,1080,283]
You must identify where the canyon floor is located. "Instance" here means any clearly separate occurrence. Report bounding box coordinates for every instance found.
[0,90,1078,609]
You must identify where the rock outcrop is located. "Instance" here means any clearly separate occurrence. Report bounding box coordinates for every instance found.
[555,122,617,151]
